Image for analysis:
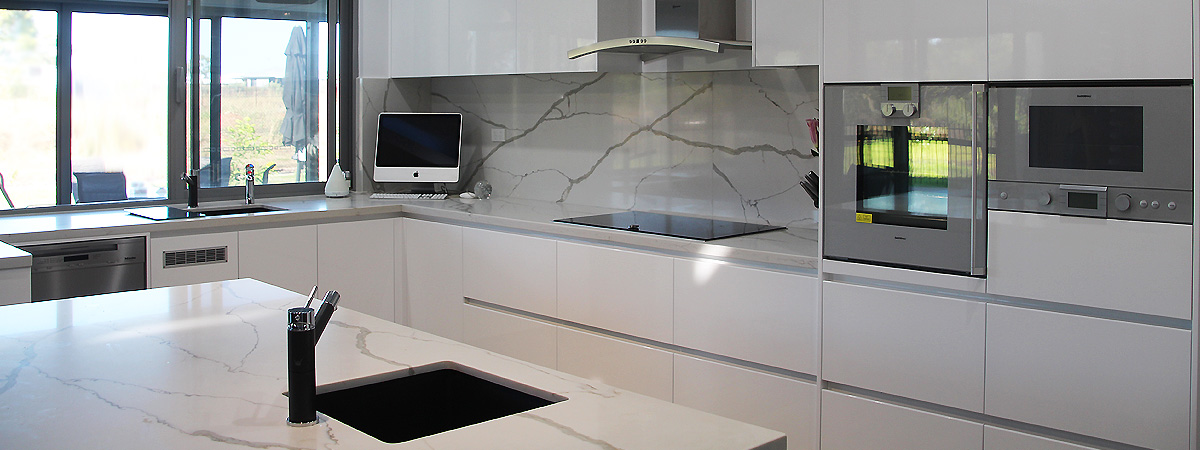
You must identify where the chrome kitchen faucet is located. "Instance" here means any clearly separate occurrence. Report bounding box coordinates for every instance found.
[245,164,254,204]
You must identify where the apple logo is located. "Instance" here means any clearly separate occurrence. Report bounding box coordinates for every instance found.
[413,171,419,178]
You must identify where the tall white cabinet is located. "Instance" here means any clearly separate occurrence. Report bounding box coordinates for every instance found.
[753,0,821,67]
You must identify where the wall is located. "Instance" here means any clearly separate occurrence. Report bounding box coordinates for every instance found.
[359,67,820,227]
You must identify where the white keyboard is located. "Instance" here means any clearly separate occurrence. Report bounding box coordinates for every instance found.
[369,192,448,200]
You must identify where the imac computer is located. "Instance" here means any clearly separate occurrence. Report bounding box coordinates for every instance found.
[372,112,463,184]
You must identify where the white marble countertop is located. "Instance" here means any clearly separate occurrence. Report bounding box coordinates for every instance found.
[0,194,818,270]
[0,279,785,449]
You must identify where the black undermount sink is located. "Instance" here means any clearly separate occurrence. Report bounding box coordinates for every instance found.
[311,362,566,444]
[190,204,286,216]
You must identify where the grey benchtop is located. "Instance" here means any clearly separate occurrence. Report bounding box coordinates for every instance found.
[0,194,818,271]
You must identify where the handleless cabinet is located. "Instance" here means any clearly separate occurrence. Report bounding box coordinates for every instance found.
[238,225,317,295]
[984,304,1190,450]
[557,241,673,343]
[462,227,556,317]
[317,219,396,322]
[987,0,1192,80]
[754,0,821,67]
[0,267,31,306]
[674,259,816,374]
[402,218,464,340]
[987,210,1193,319]
[462,303,557,369]
[822,281,986,412]
[674,354,818,450]
[557,326,674,402]
[823,0,987,82]
[382,0,638,77]
[983,427,1099,450]
[821,390,983,450]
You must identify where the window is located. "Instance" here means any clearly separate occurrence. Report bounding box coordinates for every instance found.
[0,0,349,211]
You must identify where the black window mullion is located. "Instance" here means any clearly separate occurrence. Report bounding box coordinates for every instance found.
[55,7,70,205]
[208,16,221,187]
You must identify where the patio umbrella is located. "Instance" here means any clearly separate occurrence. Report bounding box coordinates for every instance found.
[281,25,317,180]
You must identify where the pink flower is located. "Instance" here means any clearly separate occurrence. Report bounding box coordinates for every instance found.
[805,118,819,149]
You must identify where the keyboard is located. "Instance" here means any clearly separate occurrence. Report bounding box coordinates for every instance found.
[369,192,448,200]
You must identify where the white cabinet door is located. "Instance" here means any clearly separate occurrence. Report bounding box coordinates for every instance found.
[388,0,451,77]
[821,390,983,450]
[987,0,1191,80]
[0,267,31,306]
[674,354,817,450]
[462,228,555,317]
[149,232,239,288]
[674,259,816,374]
[557,241,673,343]
[358,0,390,78]
[445,0,517,76]
[987,210,1192,319]
[238,225,317,295]
[822,281,985,412]
[754,0,820,67]
[823,0,987,82]
[984,304,1190,450]
[557,326,673,402]
[515,0,595,74]
[403,219,464,340]
[462,303,556,369]
[984,426,1099,450]
[317,219,395,322]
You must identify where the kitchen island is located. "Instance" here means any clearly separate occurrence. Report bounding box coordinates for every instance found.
[0,278,785,449]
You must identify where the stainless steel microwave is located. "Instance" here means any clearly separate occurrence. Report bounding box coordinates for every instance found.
[988,84,1193,224]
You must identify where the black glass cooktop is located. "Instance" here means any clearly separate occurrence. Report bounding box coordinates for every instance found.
[555,211,783,241]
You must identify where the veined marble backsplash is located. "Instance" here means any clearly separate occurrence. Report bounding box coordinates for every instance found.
[358,67,819,227]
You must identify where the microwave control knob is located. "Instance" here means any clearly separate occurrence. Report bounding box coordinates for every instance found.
[1114,193,1132,212]
[1139,200,1149,208]
[1168,201,1177,210]
[1038,192,1052,206]
[1151,200,1160,209]
[999,191,1009,200]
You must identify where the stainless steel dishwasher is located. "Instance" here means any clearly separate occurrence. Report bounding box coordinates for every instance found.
[22,237,146,302]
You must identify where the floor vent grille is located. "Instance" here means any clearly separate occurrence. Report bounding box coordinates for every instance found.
[163,246,227,268]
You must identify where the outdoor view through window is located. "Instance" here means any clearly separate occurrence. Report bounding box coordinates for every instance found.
[0,1,330,210]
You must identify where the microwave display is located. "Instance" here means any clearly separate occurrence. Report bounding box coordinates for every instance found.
[1028,106,1143,172]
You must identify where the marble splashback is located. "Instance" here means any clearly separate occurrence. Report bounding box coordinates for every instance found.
[358,68,819,227]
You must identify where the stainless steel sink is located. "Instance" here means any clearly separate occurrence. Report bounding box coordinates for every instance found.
[309,362,566,443]
[189,204,286,216]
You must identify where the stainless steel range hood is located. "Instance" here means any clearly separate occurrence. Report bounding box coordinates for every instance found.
[568,0,751,62]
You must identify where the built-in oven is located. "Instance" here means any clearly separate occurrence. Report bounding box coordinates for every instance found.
[824,83,988,276]
[985,83,1194,318]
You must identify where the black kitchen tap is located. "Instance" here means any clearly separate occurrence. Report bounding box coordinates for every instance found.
[286,290,340,427]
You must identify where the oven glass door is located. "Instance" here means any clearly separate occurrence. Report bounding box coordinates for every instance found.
[857,125,951,230]
[824,84,986,275]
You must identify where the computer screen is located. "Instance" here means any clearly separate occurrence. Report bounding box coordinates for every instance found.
[372,112,462,183]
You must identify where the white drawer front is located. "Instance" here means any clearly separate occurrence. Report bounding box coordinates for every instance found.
[821,390,983,450]
[557,326,673,402]
[987,210,1192,319]
[557,242,673,343]
[674,259,816,373]
[674,354,817,450]
[463,228,556,317]
[462,304,556,369]
[983,426,1099,450]
[823,281,986,412]
[985,304,1190,450]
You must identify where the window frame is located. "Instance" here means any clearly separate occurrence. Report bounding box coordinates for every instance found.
[0,0,354,214]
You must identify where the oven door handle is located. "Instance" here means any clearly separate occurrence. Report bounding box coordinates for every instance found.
[970,84,987,276]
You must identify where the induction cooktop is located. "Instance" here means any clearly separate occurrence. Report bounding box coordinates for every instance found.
[554,211,784,241]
